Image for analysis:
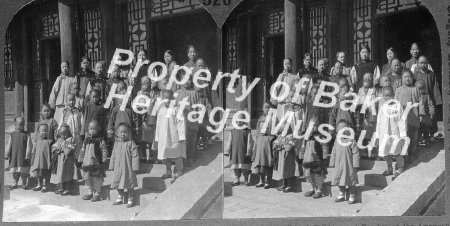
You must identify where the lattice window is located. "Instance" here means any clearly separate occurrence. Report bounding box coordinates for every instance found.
[83,8,103,68]
[42,13,60,38]
[128,0,148,55]
[268,10,284,35]
[225,24,237,73]
[4,29,13,90]
[309,2,327,66]
[353,0,373,64]
[376,0,421,14]
[151,0,201,17]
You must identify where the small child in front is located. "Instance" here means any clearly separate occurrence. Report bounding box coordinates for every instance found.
[109,123,139,208]
[35,104,58,141]
[224,114,254,186]
[78,120,108,202]
[52,123,77,196]
[329,120,359,204]
[30,123,54,192]
[5,116,33,190]
[377,86,407,178]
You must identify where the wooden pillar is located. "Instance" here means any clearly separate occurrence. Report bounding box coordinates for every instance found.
[327,0,340,63]
[100,0,116,62]
[217,27,223,109]
[246,16,253,117]
[11,19,23,119]
[285,0,298,71]
[339,0,351,60]
[58,0,78,75]
[21,16,30,129]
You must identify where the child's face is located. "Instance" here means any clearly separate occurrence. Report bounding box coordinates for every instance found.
[334,63,343,76]
[138,51,147,61]
[95,63,104,75]
[363,80,372,89]
[164,53,173,65]
[117,82,126,93]
[360,49,369,60]
[386,49,395,61]
[380,76,391,87]
[15,118,24,131]
[410,44,420,58]
[283,59,292,71]
[58,126,70,139]
[317,60,327,73]
[337,53,345,64]
[402,72,413,85]
[391,59,402,74]
[90,92,100,104]
[80,59,90,70]
[196,59,206,69]
[61,62,69,75]
[418,57,428,71]
[66,95,76,107]
[42,106,51,119]
[303,57,312,68]
[141,77,151,90]
[383,89,394,100]
[70,84,80,95]
[263,103,270,115]
[162,91,173,108]
[88,122,99,137]
[416,81,425,90]
[118,125,130,141]
[336,122,347,132]
[39,125,49,139]
[338,78,347,87]
[310,88,318,97]
[111,66,120,78]
[188,47,197,61]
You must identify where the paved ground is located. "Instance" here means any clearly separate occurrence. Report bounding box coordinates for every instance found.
[223,139,444,218]
[3,139,223,222]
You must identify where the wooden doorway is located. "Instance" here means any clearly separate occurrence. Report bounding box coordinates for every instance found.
[265,35,285,99]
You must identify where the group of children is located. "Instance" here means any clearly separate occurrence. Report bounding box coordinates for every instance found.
[6,46,214,208]
[226,44,441,205]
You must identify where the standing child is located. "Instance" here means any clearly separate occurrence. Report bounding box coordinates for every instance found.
[76,56,95,97]
[224,113,254,187]
[35,104,58,141]
[30,124,53,192]
[78,120,108,202]
[252,101,276,189]
[60,94,84,159]
[83,89,107,139]
[107,93,138,143]
[416,80,435,146]
[49,61,78,123]
[272,125,297,193]
[86,61,108,104]
[5,116,33,190]
[329,120,359,204]
[52,123,77,195]
[155,90,187,182]
[377,86,407,178]
[70,82,85,114]
[356,79,376,157]
[109,123,140,208]
[136,76,157,162]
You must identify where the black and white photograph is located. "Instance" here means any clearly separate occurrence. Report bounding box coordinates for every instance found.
[2,0,223,221]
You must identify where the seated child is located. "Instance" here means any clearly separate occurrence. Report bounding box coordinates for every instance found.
[5,116,33,190]
[78,120,108,202]
[30,124,54,192]
[376,86,407,178]
[52,123,77,196]
[329,120,359,204]
[416,79,435,146]
[109,123,139,208]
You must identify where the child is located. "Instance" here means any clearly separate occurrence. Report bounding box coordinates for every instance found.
[5,116,33,190]
[300,86,328,198]
[76,56,95,97]
[106,64,126,96]
[377,86,407,178]
[52,123,77,195]
[86,61,108,103]
[60,94,84,157]
[49,61,78,123]
[395,70,420,162]
[272,124,297,193]
[329,120,359,204]
[175,74,201,165]
[155,90,187,182]
[416,80,435,146]
[357,79,376,157]
[30,124,53,192]
[107,94,138,142]
[70,82,85,114]
[136,76,157,162]
[109,123,139,208]
[330,87,360,132]
[225,113,254,187]
[35,104,58,141]
[252,101,276,189]
[78,120,108,202]
[83,89,107,139]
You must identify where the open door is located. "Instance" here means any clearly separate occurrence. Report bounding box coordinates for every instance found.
[38,39,61,118]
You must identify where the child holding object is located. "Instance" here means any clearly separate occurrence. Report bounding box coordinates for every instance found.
[376,86,407,178]
[52,123,77,196]
[35,104,58,141]
[329,120,359,204]
[30,124,54,192]
[224,114,254,187]
[109,123,139,208]
[5,116,33,190]
[78,120,108,202]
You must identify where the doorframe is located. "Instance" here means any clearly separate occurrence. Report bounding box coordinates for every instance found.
[264,34,284,101]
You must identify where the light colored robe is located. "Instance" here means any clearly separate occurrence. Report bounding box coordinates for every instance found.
[375,102,407,157]
[59,107,84,158]
[271,72,300,120]
[155,105,186,159]
[48,74,78,123]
